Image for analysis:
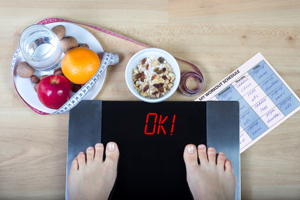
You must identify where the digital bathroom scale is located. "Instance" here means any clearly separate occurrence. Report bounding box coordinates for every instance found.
[65,101,240,200]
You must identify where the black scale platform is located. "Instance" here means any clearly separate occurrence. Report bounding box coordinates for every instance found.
[65,101,240,200]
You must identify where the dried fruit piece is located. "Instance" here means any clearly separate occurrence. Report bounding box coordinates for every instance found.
[158,87,164,93]
[145,64,149,70]
[30,75,40,84]
[141,72,145,79]
[34,84,39,92]
[163,68,166,72]
[153,84,159,88]
[17,62,35,78]
[158,83,164,88]
[135,73,141,79]
[141,58,147,65]
[158,57,165,63]
[140,78,144,82]
[151,74,157,80]
[153,91,158,95]
[143,85,149,92]
[154,68,159,72]
[162,76,167,80]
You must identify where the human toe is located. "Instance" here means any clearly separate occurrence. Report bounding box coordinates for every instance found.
[183,144,198,169]
[70,157,78,171]
[197,144,208,165]
[217,152,226,170]
[207,147,216,165]
[225,159,233,172]
[95,143,104,162]
[86,146,95,165]
[104,142,119,170]
[77,152,86,169]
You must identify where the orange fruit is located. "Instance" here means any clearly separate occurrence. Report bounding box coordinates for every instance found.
[61,47,100,84]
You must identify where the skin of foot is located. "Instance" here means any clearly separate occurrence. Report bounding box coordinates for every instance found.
[68,142,119,200]
[183,144,236,200]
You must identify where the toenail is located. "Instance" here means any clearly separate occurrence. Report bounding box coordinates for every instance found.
[96,143,103,147]
[208,147,215,151]
[198,144,205,149]
[187,145,195,154]
[88,146,93,150]
[219,152,224,154]
[107,143,115,151]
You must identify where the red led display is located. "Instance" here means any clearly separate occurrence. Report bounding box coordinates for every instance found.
[144,113,176,135]
[144,113,157,135]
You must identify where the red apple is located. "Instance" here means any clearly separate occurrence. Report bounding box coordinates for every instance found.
[37,75,72,109]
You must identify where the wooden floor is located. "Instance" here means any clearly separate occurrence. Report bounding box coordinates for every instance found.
[1,0,300,199]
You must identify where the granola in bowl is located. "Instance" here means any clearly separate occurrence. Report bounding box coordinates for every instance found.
[132,56,176,99]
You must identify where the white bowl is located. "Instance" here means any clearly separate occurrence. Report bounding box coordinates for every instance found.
[125,48,180,103]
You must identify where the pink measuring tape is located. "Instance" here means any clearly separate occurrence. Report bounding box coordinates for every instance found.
[38,18,204,97]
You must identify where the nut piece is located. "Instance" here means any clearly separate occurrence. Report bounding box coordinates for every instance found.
[54,68,64,76]
[30,75,40,84]
[140,92,147,97]
[61,36,78,54]
[78,43,89,48]
[17,62,34,78]
[168,83,173,89]
[152,78,159,84]
[51,25,66,41]
[34,84,39,92]
[152,60,158,66]
[72,84,81,93]
[132,69,138,74]
[41,75,48,79]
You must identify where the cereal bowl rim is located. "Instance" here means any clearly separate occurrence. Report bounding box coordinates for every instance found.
[125,48,180,103]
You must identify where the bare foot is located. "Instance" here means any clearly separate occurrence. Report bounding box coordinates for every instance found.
[183,144,236,200]
[68,142,119,200]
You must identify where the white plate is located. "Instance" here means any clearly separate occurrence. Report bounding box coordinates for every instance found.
[13,22,106,113]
